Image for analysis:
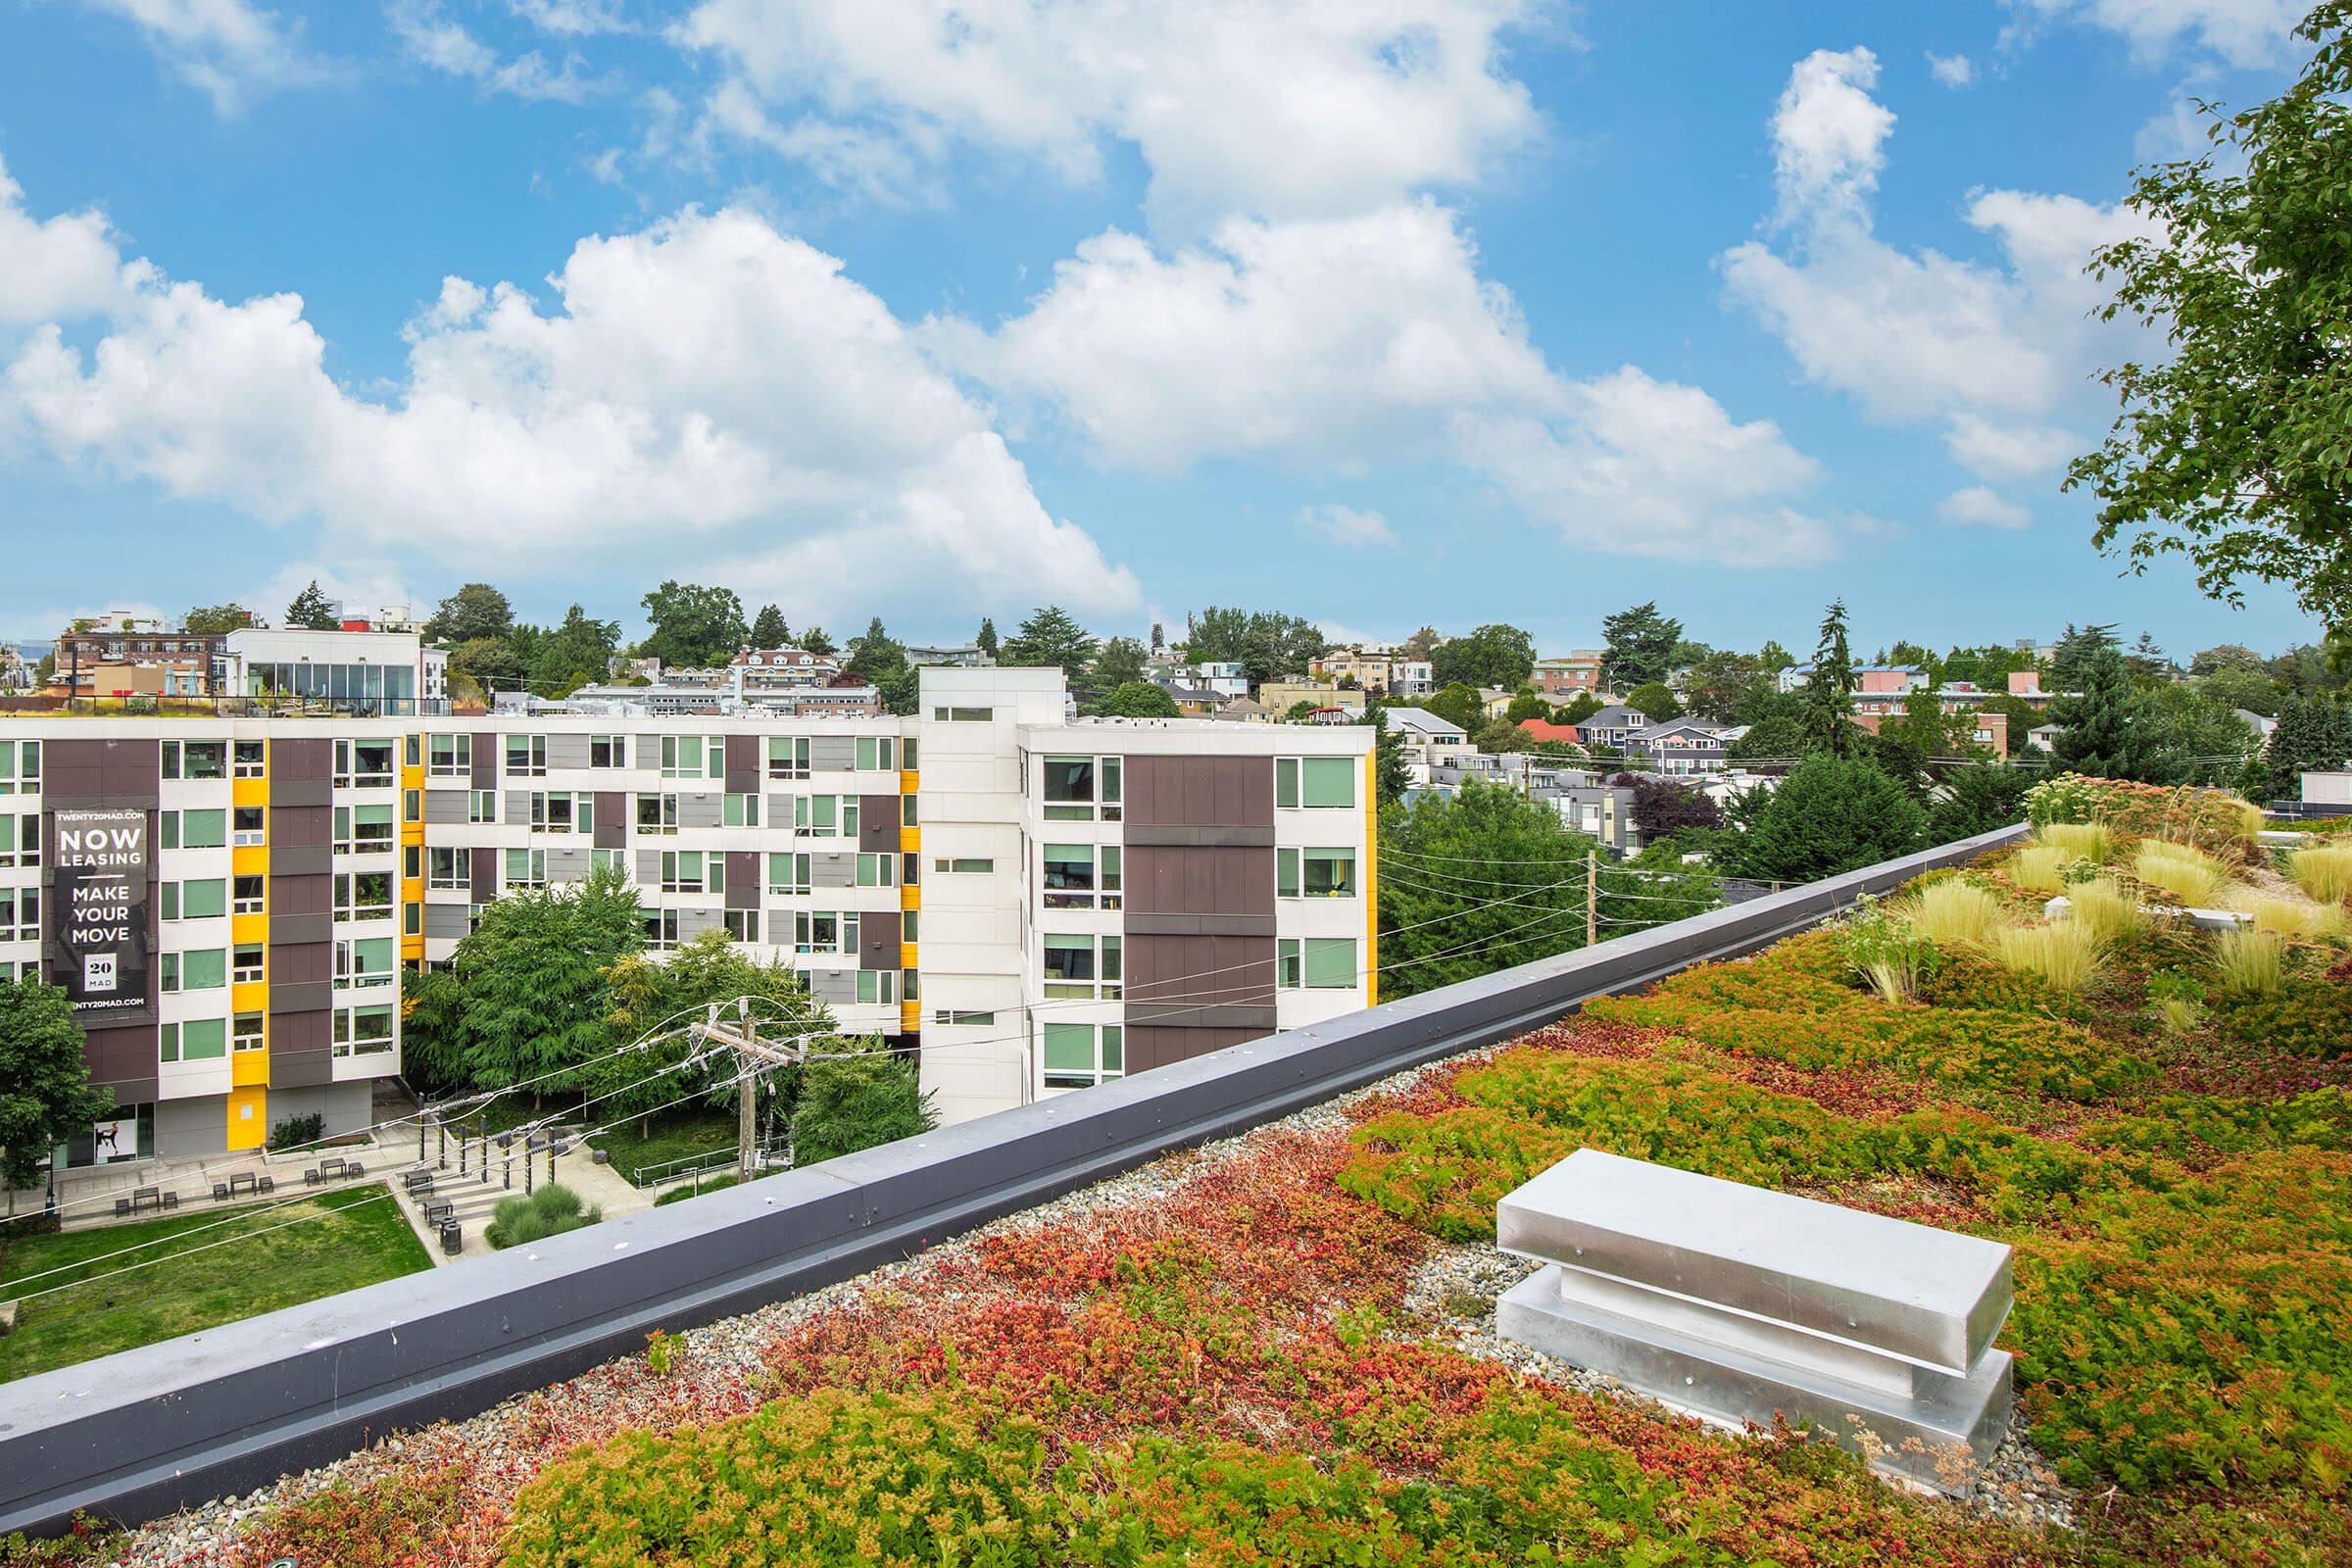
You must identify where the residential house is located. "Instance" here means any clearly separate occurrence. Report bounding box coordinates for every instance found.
[1148,662,1250,701]
[1532,652,1603,699]
[1259,681,1364,716]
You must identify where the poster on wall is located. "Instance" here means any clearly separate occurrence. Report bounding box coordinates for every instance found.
[50,807,151,1021]
[90,1115,138,1164]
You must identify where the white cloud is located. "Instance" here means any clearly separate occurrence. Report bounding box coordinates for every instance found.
[509,0,630,34]
[1927,51,1977,86]
[1938,485,2032,528]
[1942,413,2080,478]
[938,203,1838,565]
[2001,0,2303,69]
[250,561,416,623]
[387,0,612,103]
[75,0,326,114]
[672,0,1545,224]
[0,173,1140,621]
[0,155,147,325]
[1722,46,2155,477]
[1298,504,1395,547]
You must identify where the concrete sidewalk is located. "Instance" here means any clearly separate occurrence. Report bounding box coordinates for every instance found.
[392,1136,654,1264]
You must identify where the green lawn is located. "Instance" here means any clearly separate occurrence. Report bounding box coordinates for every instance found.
[0,1183,433,1382]
[586,1106,738,1185]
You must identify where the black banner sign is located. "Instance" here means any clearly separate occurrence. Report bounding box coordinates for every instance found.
[50,808,151,1020]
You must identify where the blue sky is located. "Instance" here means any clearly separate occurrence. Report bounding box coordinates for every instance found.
[0,0,2325,661]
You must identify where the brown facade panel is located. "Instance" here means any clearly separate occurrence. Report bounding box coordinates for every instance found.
[1124,755,1273,829]
[1124,1025,1266,1074]
[82,1022,160,1104]
[270,940,332,985]
[269,1009,333,1089]
[40,737,160,808]
[858,917,899,971]
[593,791,626,849]
[270,803,331,847]
[724,735,760,795]
[469,851,499,904]
[724,851,759,909]
[470,741,499,791]
[1124,932,1274,1009]
[270,872,330,916]
[1126,844,1272,919]
[268,738,331,797]
[858,794,899,853]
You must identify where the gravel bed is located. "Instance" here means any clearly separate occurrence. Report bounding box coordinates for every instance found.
[91,1037,2072,1562]
[1396,1239,2078,1533]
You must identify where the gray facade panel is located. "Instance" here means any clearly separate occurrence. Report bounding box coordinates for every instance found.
[1123,1025,1266,1073]
[546,733,591,770]
[765,792,796,824]
[806,968,858,1004]
[423,903,472,940]
[1123,1003,1277,1030]
[267,777,330,809]
[678,907,722,940]
[267,845,331,879]
[269,979,333,1017]
[636,849,662,886]
[678,793,722,830]
[547,846,590,884]
[154,1097,224,1161]
[504,790,530,826]
[264,1081,372,1140]
[267,913,331,948]
[810,852,855,888]
[422,788,469,825]
[809,737,855,773]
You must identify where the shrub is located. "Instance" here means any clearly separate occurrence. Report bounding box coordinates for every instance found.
[1835,900,1939,1003]
[1991,921,2099,993]
[2027,773,2261,858]
[2035,820,2114,861]
[1905,878,2005,948]
[2066,878,2145,944]
[268,1111,324,1152]
[2134,841,2233,906]
[2289,842,2352,904]
[2215,928,2286,996]
[485,1184,602,1250]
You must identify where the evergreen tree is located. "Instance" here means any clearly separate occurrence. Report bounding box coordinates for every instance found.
[1599,602,1684,689]
[2266,694,2352,799]
[1800,601,1859,757]
[801,626,836,656]
[1362,702,1413,807]
[844,617,916,715]
[1003,605,1099,676]
[1929,762,2034,844]
[975,617,999,660]
[1149,621,1164,652]
[750,604,789,649]
[0,975,115,1195]
[527,605,620,698]
[1092,635,1148,688]
[1723,755,1926,884]
[2049,631,2151,779]
[284,579,339,630]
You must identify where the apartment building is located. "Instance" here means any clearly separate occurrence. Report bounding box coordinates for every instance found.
[3,669,1374,1168]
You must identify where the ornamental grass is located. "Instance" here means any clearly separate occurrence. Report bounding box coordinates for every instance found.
[1991,921,2099,993]
[2064,878,2144,944]
[1906,878,2007,948]
[2290,842,2352,905]
[2034,821,2114,861]
[2232,893,2346,942]
[2007,845,2073,894]
[2214,928,2286,996]
[2132,842,2233,907]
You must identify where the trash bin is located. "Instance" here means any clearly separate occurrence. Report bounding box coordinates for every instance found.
[440,1220,463,1255]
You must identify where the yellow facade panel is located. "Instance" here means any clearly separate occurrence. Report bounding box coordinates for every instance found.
[231,978,269,1015]
[224,1086,267,1151]
[231,1048,270,1089]
[231,911,269,947]
[231,776,270,809]
[231,844,270,878]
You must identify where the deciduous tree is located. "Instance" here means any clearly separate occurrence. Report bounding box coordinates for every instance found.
[639,581,749,669]
[424,583,515,647]
[0,976,114,1196]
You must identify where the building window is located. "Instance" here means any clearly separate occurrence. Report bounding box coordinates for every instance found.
[659,735,705,778]
[336,739,394,788]
[506,734,548,777]
[0,813,31,868]
[160,1018,228,1063]
[232,942,266,984]
[161,740,227,780]
[403,787,421,823]
[163,948,226,992]
[334,804,396,855]
[643,908,680,951]
[933,857,994,874]
[932,706,992,721]
[855,736,897,771]
[506,849,548,890]
[467,789,497,824]
[1278,847,1358,899]
[234,740,267,778]
[334,870,394,920]
[231,805,266,846]
[530,792,588,833]
[856,853,896,887]
[427,731,470,776]
[332,1004,396,1055]
[232,874,266,914]
[660,851,706,893]
[428,846,471,890]
[794,910,856,955]
[161,878,228,921]
[590,734,628,768]
[855,969,897,1005]
[1042,843,1122,909]
[766,736,810,780]
[404,734,421,768]
[0,886,38,941]
[1276,757,1357,809]
[232,1011,265,1051]
[934,1008,995,1026]
[723,792,760,828]
[767,852,811,896]
[1278,936,1357,990]
[636,793,679,835]
[1043,933,1120,999]
[1042,756,1122,821]
[794,795,858,837]
[163,808,227,850]
[334,936,395,989]
[1043,1022,1123,1089]
[722,908,760,944]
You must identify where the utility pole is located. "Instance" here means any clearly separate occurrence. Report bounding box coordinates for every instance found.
[692,1000,805,1184]
[1586,851,1598,949]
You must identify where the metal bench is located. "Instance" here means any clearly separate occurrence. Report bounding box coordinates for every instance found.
[424,1200,454,1226]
